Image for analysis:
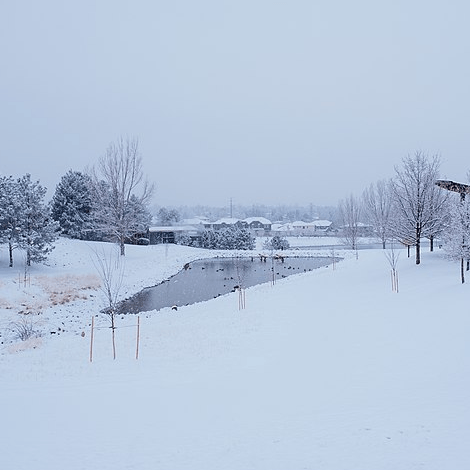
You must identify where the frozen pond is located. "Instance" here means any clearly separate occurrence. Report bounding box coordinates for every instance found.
[119,256,335,314]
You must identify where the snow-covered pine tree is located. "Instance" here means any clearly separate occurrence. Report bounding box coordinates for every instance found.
[264,235,290,250]
[51,170,93,239]
[200,229,217,249]
[234,227,255,250]
[217,226,236,250]
[126,194,153,241]
[0,175,23,267]
[16,174,59,266]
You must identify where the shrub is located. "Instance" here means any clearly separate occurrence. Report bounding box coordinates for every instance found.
[200,227,255,250]
[264,235,290,250]
[9,316,41,341]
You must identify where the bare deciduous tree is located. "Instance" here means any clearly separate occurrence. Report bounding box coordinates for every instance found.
[385,241,400,292]
[339,194,362,251]
[92,246,125,359]
[362,180,393,249]
[91,137,154,255]
[442,194,470,283]
[390,152,444,265]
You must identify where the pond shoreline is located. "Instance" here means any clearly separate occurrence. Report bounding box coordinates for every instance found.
[118,254,341,315]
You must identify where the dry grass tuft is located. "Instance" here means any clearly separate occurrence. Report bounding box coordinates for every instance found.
[34,274,101,306]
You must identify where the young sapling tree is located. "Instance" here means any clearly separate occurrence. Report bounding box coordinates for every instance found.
[92,247,125,359]
[385,242,400,293]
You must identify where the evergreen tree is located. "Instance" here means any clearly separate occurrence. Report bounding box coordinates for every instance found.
[200,226,255,250]
[200,229,218,249]
[233,227,255,250]
[264,235,290,250]
[16,174,59,266]
[51,170,93,239]
[0,175,23,267]
[126,194,153,240]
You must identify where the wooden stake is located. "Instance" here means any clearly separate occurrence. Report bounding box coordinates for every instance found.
[136,316,140,360]
[112,327,116,360]
[90,316,94,363]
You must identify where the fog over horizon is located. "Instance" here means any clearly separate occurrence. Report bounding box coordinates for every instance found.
[2,1,470,208]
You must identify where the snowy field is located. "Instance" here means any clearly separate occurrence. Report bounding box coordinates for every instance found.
[1,238,469,469]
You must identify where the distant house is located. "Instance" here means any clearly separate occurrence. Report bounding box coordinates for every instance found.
[243,217,272,232]
[311,220,333,232]
[271,220,333,236]
[148,225,202,244]
[211,218,244,230]
[210,217,272,233]
[340,222,374,237]
[292,221,317,234]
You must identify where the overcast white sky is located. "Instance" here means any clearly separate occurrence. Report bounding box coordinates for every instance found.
[1,0,470,208]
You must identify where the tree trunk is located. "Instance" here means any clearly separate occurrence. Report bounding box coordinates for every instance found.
[9,242,13,267]
[415,225,421,265]
[429,236,434,252]
[120,238,125,256]
[415,239,421,265]
[461,257,465,284]
[111,313,116,359]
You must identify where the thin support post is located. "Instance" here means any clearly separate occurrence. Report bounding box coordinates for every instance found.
[238,288,246,310]
[136,316,140,360]
[90,316,94,363]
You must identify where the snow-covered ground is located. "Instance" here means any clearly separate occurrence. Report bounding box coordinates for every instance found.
[1,238,469,469]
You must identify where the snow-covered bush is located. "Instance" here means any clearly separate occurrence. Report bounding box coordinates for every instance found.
[175,233,198,247]
[200,227,255,250]
[263,235,290,250]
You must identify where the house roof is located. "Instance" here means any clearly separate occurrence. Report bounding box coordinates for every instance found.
[312,220,332,227]
[213,218,241,225]
[291,221,315,227]
[180,217,209,225]
[243,217,271,225]
[271,220,332,231]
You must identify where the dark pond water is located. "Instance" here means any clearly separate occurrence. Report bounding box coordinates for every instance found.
[119,256,335,314]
